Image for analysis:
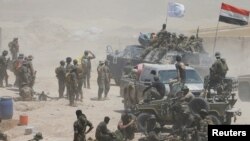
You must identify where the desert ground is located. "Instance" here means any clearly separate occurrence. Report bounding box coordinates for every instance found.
[1,0,250,141]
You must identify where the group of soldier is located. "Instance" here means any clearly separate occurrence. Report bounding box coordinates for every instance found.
[150,24,205,53]
[0,37,36,101]
[73,109,136,141]
[55,49,113,106]
[55,50,95,106]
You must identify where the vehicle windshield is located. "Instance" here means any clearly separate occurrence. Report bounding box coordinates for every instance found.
[158,69,203,83]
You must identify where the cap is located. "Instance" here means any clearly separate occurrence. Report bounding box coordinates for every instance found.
[215,52,221,57]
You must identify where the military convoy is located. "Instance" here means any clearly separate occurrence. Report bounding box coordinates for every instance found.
[120,63,241,128]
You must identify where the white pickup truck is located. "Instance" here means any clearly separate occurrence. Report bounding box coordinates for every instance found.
[120,63,204,109]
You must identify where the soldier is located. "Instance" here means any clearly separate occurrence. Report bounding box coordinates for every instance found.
[13,53,24,87]
[27,55,36,88]
[74,110,94,141]
[0,118,8,141]
[97,61,106,100]
[196,109,213,141]
[8,37,19,60]
[73,59,84,101]
[81,50,96,89]
[145,115,162,141]
[175,55,186,88]
[55,60,66,98]
[28,132,43,141]
[142,76,166,101]
[19,82,34,101]
[103,60,111,99]
[0,50,9,87]
[117,109,136,140]
[18,61,30,89]
[95,116,114,141]
[179,86,195,104]
[208,52,228,96]
[65,57,74,98]
[66,68,78,106]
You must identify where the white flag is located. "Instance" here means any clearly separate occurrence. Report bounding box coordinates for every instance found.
[168,2,185,17]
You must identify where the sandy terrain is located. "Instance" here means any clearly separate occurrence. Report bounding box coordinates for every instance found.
[0,0,250,140]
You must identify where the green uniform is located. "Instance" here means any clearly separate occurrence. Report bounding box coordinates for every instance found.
[95,121,113,141]
[20,85,34,101]
[75,64,84,101]
[74,116,93,141]
[81,55,95,89]
[103,65,111,97]
[27,60,35,88]
[18,64,30,88]
[0,55,8,87]
[8,40,19,60]
[55,65,66,98]
[65,63,74,98]
[66,71,78,106]
[118,113,136,140]
[97,64,106,100]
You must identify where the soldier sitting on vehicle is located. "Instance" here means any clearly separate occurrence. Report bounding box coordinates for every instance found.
[142,76,166,102]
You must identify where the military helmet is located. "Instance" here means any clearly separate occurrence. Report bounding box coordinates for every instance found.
[73,59,78,64]
[182,85,189,91]
[176,55,182,62]
[13,37,18,41]
[190,35,195,39]
[179,34,184,38]
[60,60,65,66]
[99,61,104,65]
[34,132,43,139]
[66,57,72,63]
[27,55,33,60]
[215,52,221,58]
[2,50,8,56]
[84,50,89,55]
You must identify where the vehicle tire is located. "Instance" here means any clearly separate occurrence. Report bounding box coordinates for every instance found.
[115,78,120,86]
[137,113,153,132]
[238,82,250,101]
[188,98,210,114]
[207,115,221,125]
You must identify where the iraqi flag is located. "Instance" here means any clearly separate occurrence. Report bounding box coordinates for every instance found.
[219,3,250,26]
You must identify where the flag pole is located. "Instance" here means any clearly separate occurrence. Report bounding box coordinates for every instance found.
[213,8,222,54]
[212,21,220,54]
[165,0,169,26]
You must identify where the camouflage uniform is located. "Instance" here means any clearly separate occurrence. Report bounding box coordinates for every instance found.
[81,51,96,89]
[27,56,35,88]
[66,69,78,106]
[74,115,93,141]
[73,60,84,101]
[103,61,111,98]
[0,51,8,87]
[118,111,136,140]
[28,132,43,141]
[8,38,19,60]
[208,52,228,95]
[65,58,74,98]
[13,54,24,87]
[97,62,106,100]
[18,61,30,89]
[19,83,34,101]
[55,61,66,98]
[95,121,113,141]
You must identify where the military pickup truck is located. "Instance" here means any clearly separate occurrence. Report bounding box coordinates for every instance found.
[120,63,204,110]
